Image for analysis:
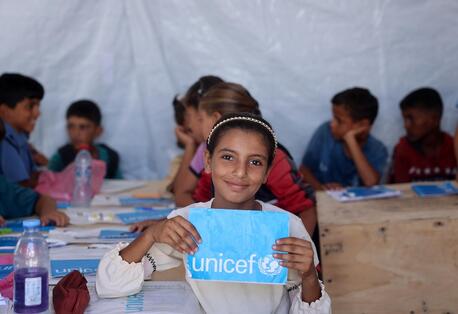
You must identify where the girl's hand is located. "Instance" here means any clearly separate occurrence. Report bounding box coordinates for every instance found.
[129,219,163,232]
[146,216,201,255]
[0,216,5,226]
[175,126,195,148]
[272,237,316,279]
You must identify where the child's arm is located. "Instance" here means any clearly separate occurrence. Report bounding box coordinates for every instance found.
[273,238,321,303]
[173,127,199,206]
[96,216,201,297]
[34,195,69,226]
[19,171,40,189]
[343,127,380,186]
[120,216,201,263]
[299,166,323,191]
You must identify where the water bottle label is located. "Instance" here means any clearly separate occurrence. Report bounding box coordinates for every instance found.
[24,277,41,306]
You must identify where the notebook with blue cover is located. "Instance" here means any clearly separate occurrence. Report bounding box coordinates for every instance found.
[412,182,458,197]
[327,185,401,202]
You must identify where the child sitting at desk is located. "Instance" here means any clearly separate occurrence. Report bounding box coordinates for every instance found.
[390,87,457,182]
[300,87,388,190]
[0,73,44,188]
[48,99,122,179]
[173,75,224,206]
[0,118,69,226]
[96,113,331,313]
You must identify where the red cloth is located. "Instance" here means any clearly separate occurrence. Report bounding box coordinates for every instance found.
[390,133,457,183]
[35,160,106,201]
[53,270,90,314]
[0,272,14,300]
[192,147,315,214]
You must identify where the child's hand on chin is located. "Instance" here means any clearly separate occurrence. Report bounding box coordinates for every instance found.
[146,216,202,255]
[272,237,316,280]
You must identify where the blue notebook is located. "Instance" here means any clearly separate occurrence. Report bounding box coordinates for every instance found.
[51,259,100,277]
[99,229,139,239]
[327,185,401,202]
[412,182,458,197]
[0,220,55,233]
[116,209,173,224]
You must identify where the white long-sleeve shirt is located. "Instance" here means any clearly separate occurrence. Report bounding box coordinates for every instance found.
[96,200,332,314]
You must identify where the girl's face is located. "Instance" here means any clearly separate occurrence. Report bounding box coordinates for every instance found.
[198,109,221,140]
[205,128,270,210]
[184,107,205,143]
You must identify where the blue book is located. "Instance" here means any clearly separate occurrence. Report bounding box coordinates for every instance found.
[99,229,139,239]
[0,264,13,279]
[186,208,289,285]
[119,197,175,208]
[412,182,458,197]
[51,259,100,277]
[0,220,55,233]
[328,185,401,202]
[0,236,18,247]
[116,209,173,224]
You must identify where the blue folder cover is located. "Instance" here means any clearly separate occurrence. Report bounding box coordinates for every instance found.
[186,208,289,284]
[412,182,458,197]
[51,259,100,277]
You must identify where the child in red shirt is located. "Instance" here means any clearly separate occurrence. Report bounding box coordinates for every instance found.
[390,87,456,183]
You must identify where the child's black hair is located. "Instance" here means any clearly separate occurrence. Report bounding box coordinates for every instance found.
[0,73,45,108]
[331,87,378,124]
[399,87,443,118]
[184,75,224,109]
[206,112,277,167]
[66,100,102,126]
[172,95,186,126]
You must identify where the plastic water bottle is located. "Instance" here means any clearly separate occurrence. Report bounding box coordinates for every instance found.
[13,219,49,314]
[71,146,93,207]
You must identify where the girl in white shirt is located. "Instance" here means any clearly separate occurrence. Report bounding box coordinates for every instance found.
[96,113,331,313]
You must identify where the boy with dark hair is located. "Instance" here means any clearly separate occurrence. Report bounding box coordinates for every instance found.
[0,118,69,226]
[0,73,44,187]
[300,87,388,190]
[48,100,122,179]
[390,87,456,182]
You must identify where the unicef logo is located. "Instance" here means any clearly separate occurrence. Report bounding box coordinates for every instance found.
[258,255,282,276]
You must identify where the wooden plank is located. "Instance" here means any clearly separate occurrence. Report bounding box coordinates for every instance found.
[319,217,458,313]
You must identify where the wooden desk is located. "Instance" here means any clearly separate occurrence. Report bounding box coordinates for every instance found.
[317,183,458,313]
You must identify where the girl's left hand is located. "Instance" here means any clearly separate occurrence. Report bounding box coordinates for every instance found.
[272,237,316,279]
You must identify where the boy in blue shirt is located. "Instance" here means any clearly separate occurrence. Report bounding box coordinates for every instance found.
[0,73,44,187]
[300,87,388,190]
[48,100,122,179]
[0,118,69,226]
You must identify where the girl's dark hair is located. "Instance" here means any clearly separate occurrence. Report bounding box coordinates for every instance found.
[199,82,261,116]
[172,95,186,126]
[183,75,224,109]
[207,112,277,167]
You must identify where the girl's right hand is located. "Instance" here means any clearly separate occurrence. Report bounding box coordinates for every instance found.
[175,126,195,147]
[146,216,202,255]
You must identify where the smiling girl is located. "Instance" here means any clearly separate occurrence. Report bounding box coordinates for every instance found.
[96,113,331,313]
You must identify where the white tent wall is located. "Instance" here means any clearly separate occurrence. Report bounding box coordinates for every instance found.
[0,1,457,179]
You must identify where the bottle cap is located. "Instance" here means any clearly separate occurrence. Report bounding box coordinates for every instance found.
[78,144,91,151]
[22,219,40,228]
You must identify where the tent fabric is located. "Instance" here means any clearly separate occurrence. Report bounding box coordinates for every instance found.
[0,1,456,179]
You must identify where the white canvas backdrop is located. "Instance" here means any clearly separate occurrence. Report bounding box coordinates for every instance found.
[0,0,457,179]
